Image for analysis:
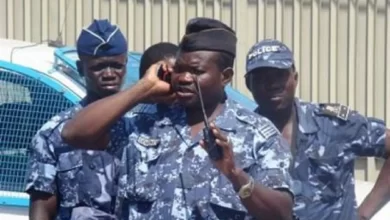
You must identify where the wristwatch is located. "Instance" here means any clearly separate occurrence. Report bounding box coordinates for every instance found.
[238,176,255,199]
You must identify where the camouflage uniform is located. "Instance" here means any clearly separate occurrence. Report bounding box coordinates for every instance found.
[246,39,387,220]
[118,99,294,220]
[25,99,131,220]
[264,99,386,220]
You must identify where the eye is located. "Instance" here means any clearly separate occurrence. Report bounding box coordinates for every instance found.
[110,63,125,70]
[191,69,204,75]
[89,64,107,72]
[173,66,184,73]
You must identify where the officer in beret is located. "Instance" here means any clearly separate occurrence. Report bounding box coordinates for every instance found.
[25,19,130,220]
[61,17,295,220]
[245,39,390,220]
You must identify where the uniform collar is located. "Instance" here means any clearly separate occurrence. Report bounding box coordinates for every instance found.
[213,99,239,132]
[294,98,319,134]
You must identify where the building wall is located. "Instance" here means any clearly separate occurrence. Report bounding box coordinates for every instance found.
[1,0,389,182]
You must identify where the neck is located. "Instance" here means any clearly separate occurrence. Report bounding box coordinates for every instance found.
[84,92,102,106]
[186,101,224,126]
[257,103,295,132]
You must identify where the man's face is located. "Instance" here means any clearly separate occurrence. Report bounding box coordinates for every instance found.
[171,50,232,109]
[80,54,127,97]
[248,67,297,112]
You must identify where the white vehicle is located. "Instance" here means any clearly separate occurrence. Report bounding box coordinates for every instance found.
[0,39,388,219]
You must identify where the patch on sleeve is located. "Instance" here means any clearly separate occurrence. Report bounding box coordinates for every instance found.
[258,122,279,140]
[319,103,350,121]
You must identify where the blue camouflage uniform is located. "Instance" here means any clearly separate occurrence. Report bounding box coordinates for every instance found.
[25,99,131,220]
[26,19,131,220]
[118,99,295,220]
[285,99,386,220]
[246,39,388,220]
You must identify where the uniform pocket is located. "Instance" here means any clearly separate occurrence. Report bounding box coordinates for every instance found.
[208,162,256,220]
[57,151,83,207]
[306,145,344,201]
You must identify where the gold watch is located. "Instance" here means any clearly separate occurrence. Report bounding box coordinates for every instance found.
[238,176,255,199]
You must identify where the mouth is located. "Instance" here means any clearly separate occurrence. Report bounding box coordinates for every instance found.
[100,82,120,90]
[176,92,195,99]
[268,91,284,101]
[270,96,283,102]
[174,86,196,98]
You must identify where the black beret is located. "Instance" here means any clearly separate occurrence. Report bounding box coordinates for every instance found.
[179,17,237,57]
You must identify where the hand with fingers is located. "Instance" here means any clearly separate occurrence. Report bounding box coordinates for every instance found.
[200,122,237,177]
[140,61,177,104]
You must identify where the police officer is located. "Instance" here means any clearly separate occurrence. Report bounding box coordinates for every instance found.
[25,19,130,220]
[61,18,295,220]
[245,39,390,220]
[133,42,179,113]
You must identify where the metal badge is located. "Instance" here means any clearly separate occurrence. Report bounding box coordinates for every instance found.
[320,103,350,121]
[136,134,160,147]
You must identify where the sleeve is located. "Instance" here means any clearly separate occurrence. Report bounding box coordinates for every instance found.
[349,113,387,158]
[25,129,57,195]
[252,132,295,199]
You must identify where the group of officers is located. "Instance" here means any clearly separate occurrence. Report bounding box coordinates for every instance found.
[24,17,390,220]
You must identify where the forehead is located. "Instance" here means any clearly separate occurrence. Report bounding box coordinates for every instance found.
[250,67,290,76]
[176,50,217,67]
[83,54,127,65]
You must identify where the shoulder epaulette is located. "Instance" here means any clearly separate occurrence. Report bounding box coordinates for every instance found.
[318,103,350,121]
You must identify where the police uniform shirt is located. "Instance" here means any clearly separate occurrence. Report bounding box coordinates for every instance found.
[25,99,131,220]
[119,99,294,220]
[271,98,387,220]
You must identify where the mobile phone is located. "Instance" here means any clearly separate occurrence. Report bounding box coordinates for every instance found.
[157,65,171,82]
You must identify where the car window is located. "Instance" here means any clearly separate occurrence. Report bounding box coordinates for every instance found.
[0,70,74,193]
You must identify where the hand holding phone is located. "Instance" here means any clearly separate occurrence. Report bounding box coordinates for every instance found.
[157,65,171,83]
[201,122,238,177]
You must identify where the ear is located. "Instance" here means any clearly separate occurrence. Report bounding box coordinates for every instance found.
[221,67,234,87]
[76,60,84,77]
[245,75,252,92]
[293,71,298,87]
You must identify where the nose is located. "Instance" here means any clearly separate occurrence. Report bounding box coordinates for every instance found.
[263,73,278,83]
[103,67,114,75]
[177,72,194,85]
[100,67,118,82]
[101,67,117,78]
